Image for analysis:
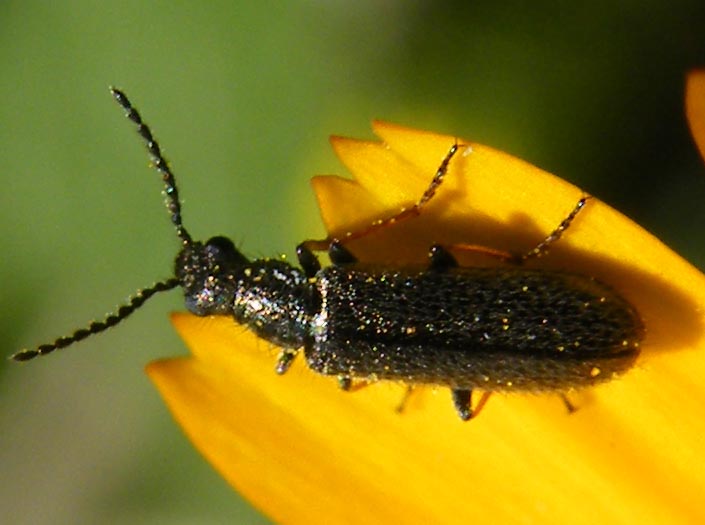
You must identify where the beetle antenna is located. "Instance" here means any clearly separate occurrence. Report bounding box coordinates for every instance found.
[12,89,191,362]
[11,278,180,361]
[110,87,192,245]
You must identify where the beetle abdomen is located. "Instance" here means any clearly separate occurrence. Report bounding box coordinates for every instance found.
[306,265,643,390]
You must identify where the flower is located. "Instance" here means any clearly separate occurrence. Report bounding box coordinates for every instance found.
[147,81,705,523]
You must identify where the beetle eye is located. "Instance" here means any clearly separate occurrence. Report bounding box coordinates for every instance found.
[205,236,248,265]
[205,236,236,255]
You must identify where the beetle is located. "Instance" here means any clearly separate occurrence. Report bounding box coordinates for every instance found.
[12,89,644,420]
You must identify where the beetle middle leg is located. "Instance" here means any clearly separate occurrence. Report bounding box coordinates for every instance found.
[451,389,492,421]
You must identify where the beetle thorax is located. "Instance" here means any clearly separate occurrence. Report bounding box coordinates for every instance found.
[175,236,314,349]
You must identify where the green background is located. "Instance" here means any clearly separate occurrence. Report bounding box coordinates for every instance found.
[2,1,705,523]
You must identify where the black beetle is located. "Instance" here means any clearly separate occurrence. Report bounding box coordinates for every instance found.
[13,89,644,420]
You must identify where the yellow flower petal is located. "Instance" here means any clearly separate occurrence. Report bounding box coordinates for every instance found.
[148,115,705,524]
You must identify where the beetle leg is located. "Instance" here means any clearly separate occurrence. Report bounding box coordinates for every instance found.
[296,238,358,268]
[298,142,462,256]
[342,142,462,245]
[451,389,492,421]
[519,195,592,262]
[337,375,378,393]
[451,388,473,420]
[395,385,415,414]
[337,375,352,390]
[275,348,299,375]
[445,243,516,263]
[560,393,578,414]
[328,239,358,265]
[428,244,459,272]
[444,196,592,265]
[295,243,322,278]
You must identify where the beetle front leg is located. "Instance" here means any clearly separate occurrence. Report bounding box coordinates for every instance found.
[275,348,300,375]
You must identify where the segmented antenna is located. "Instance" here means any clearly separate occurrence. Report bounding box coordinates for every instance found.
[12,89,190,361]
[110,87,192,245]
[11,279,180,361]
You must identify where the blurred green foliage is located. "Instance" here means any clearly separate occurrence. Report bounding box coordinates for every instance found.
[2,1,705,523]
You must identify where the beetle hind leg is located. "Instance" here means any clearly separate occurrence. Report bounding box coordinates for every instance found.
[337,375,378,393]
[395,385,415,414]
